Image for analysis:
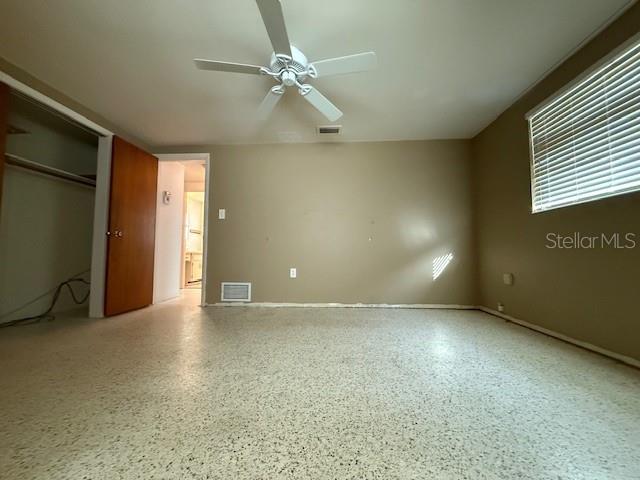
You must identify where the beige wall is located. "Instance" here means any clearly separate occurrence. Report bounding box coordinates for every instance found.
[472,4,640,360]
[198,141,475,305]
[0,169,94,319]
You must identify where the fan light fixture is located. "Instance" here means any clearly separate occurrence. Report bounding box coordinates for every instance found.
[194,0,378,122]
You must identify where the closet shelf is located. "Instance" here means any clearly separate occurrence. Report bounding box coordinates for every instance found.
[4,153,96,188]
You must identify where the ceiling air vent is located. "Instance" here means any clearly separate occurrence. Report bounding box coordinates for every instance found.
[221,282,252,302]
[317,125,342,136]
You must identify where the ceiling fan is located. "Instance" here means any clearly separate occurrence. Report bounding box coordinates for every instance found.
[194,0,377,122]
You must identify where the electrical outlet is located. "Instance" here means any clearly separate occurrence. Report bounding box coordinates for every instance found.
[289,267,297,279]
[498,302,505,313]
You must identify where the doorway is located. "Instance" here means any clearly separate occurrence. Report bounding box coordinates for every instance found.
[153,153,210,307]
[183,190,205,289]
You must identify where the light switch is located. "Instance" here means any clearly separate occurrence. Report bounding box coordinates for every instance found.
[503,273,514,285]
[218,209,226,220]
[289,267,297,279]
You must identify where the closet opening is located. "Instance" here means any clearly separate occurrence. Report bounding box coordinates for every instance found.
[0,90,101,326]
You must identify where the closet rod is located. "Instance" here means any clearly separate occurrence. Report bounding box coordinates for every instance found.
[5,153,96,188]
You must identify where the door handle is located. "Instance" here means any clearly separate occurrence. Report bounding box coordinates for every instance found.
[106,230,123,238]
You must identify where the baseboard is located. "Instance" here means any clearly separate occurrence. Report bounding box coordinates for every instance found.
[207,302,477,310]
[477,306,640,369]
[153,293,181,305]
[203,301,639,368]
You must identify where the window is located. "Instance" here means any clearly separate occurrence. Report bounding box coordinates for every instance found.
[527,35,640,213]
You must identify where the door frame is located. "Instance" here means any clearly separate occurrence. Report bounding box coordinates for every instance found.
[0,70,114,318]
[154,153,211,308]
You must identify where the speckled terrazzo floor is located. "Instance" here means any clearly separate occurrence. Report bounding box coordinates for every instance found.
[1,294,639,479]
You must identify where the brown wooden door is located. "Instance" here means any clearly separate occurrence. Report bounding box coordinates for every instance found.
[105,136,158,316]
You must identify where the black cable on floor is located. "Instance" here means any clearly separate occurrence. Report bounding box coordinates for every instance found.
[0,277,91,328]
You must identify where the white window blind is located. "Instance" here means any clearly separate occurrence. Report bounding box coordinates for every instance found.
[527,36,640,213]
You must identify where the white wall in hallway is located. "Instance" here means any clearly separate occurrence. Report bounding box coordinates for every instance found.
[153,161,185,304]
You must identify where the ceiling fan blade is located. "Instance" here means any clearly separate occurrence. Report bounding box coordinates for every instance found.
[194,59,263,75]
[257,86,284,120]
[300,86,343,122]
[255,0,292,57]
[311,52,377,78]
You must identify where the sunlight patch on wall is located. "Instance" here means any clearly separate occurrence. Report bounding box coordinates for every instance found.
[432,253,454,280]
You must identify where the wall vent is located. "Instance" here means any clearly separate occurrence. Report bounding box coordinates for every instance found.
[221,282,251,302]
[316,125,342,136]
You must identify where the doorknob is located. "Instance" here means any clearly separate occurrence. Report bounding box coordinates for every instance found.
[106,230,123,238]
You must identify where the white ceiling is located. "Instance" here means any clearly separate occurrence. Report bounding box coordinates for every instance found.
[0,0,632,146]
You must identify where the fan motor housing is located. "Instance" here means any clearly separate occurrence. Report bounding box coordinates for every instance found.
[270,45,309,82]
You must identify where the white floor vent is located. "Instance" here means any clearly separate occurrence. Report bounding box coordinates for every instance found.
[221,282,252,302]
